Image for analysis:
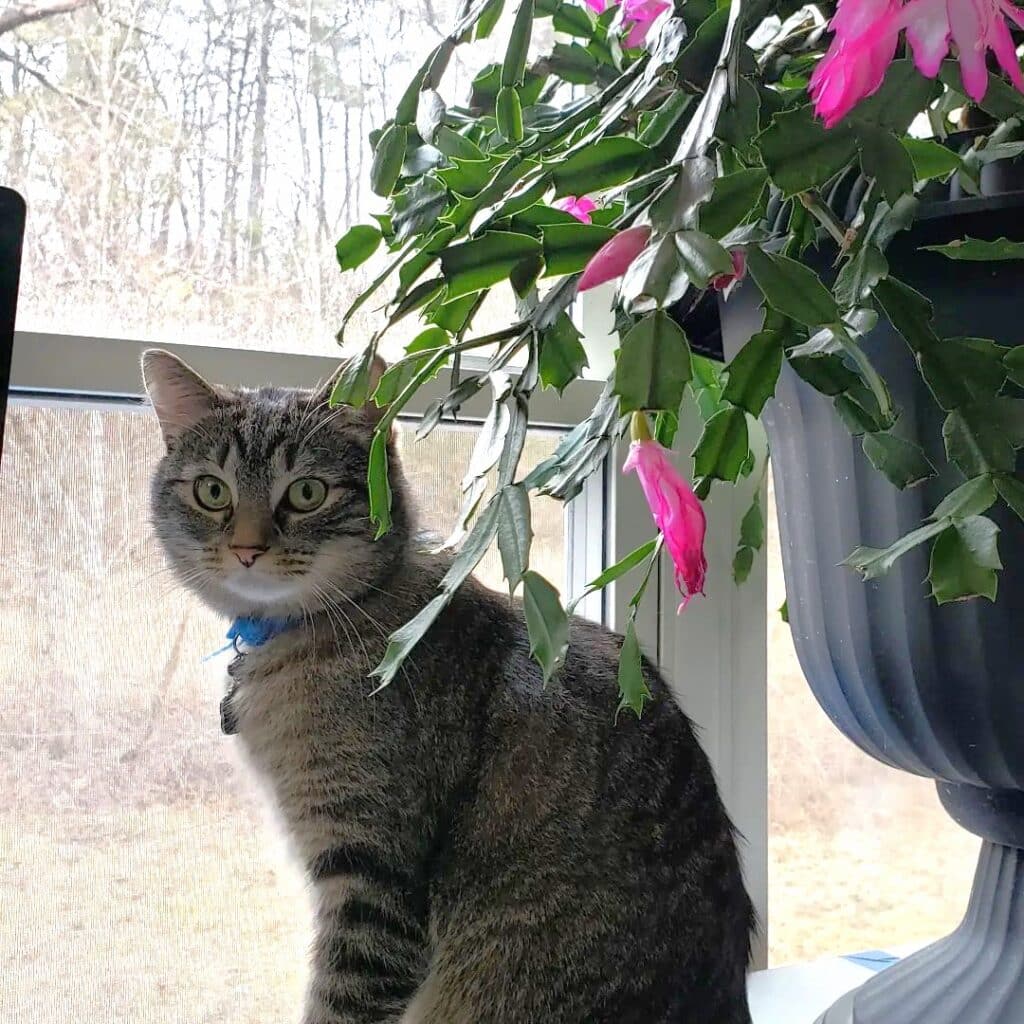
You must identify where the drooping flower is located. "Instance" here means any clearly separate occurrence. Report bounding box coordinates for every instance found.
[623,425,708,611]
[622,0,672,46]
[809,0,903,128]
[557,195,598,224]
[812,0,1024,126]
[578,225,652,292]
[711,249,748,292]
[902,0,1024,101]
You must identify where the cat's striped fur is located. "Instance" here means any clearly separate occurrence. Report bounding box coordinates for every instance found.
[143,349,754,1024]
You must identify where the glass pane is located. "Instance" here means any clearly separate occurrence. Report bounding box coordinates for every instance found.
[766,479,980,966]
[0,402,566,1022]
[2,1,551,358]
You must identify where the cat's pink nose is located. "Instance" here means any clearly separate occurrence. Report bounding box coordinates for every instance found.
[230,545,268,568]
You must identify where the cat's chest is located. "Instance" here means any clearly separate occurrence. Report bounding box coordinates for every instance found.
[223,646,369,790]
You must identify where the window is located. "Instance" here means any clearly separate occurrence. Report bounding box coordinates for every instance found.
[0,399,569,1020]
[765,480,980,966]
[2,0,773,999]
[0,0,545,359]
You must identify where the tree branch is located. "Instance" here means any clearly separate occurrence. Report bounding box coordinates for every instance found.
[0,0,92,37]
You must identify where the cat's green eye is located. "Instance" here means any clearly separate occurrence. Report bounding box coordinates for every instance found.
[286,477,328,513]
[193,475,232,512]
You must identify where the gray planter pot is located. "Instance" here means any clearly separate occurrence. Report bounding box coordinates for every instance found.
[716,193,1024,1023]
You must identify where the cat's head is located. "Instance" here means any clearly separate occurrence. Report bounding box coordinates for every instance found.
[142,349,410,620]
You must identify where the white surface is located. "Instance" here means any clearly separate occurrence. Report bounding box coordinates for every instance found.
[749,945,925,1024]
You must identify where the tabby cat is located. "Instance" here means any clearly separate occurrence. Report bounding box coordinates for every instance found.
[143,348,754,1024]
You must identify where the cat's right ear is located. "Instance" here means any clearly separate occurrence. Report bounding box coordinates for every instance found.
[141,349,223,445]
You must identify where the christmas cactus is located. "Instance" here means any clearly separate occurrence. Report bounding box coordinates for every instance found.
[333,0,1024,711]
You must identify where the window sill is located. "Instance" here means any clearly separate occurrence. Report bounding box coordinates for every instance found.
[748,945,925,1023]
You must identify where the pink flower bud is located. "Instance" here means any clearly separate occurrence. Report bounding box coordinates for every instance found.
[623,439,708,610]
[578,225,652,292]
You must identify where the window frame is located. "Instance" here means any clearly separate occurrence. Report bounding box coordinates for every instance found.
[8,323,769,969]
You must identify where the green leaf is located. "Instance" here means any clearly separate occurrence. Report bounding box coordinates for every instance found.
[330,349,375,408]
[932,476,997,521]
[612,311,693,414]
[502,0,535,87]
[392,177,448,243]
[548,41,599,84]
[552,2,594,36]
[779,598,789,623]
[522,570,569,683]
[740,492,765,550]
[539,313,588,391]
[939,60,1024,120]
[371,593,450,688]
[416,89,446,144]
[1006,347,1024,388]
[474,0,505,39]
[640,92,694,148]
[856,126,915,204]
[699,168,768,239]
[496,484,533,593]
[902,138,962,181]
[919,336,1008,411]
[673,230,734,288]
[834,244,889,308]
[862,432,936,489]
[922,236,1024,261]
[692,407,750,482]
[733,545,754,584]
[723,329,783,416]
[928,516,1001,603]
[944,407,1016,476]
[541,222,616,277]
[439,232,542,298]
[552,138,653,198]
[849,59,939,133]
[335,225,382,272]
[844,520,948,579]
[496,86,524,142]
[569,539,658,614]
[746,247,839,327]
[995,474,1024,521]
[616,619,651,719]
[371,124,409,198]
[756,106,857,197]
[368,430,393,538]
[874,276,939,354]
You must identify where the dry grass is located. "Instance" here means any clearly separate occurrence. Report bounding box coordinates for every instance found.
[0,405,986,1023]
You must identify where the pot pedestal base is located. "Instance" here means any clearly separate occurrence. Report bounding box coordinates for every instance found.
[816,842,1024,1024]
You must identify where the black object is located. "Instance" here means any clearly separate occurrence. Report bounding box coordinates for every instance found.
[703,191,1024,1024]
[0,187,26,466]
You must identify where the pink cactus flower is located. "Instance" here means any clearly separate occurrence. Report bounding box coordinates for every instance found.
[578,225,652,292]
[901,0,1024,101]
[809,0,903,128]
[582,0,669,46]
[812,0,1024,126]
[557,195,598,224]
[711,249,748,292]
[624,437,708,610]
[622,0,672,46]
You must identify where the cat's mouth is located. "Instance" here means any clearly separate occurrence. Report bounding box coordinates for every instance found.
[220,566,306,604]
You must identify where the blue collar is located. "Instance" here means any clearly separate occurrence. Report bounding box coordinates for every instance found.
[206,616,298,661]
[227,616,297,648]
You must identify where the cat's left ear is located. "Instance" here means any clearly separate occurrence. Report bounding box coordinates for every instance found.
[312,354,389,426]
[142,349,226,446]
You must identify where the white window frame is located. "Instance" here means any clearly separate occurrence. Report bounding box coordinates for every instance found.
[9,322,768,969]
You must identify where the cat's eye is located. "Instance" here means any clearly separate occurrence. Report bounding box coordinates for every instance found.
[285,477,328,513]
[193,475,232,512]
